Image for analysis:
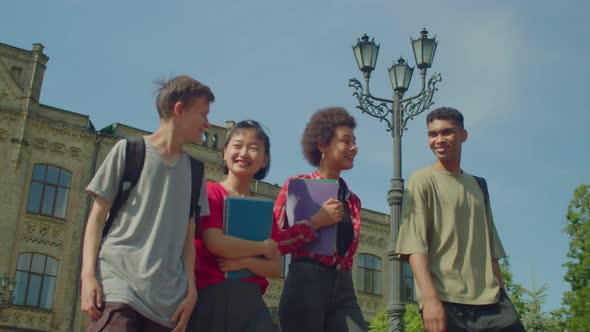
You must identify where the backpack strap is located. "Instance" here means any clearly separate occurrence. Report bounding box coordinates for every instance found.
[188,156,205,237]
[102,137,146,238]
[473,175,502,261]
[473,175,490,210]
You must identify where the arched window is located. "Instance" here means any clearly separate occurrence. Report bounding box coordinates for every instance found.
[281,254,291,278]
[26,164,71,219]
[401,261,417,302]
[357,254,381,295]
[14,253,59,310]
[202,132,209,146]
[211,134,218,149]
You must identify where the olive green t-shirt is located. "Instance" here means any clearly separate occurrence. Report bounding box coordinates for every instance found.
[395,166,506,305]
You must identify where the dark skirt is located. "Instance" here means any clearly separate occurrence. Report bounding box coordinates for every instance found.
[186,279,273,332]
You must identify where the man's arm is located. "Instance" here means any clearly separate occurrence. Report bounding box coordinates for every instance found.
[80,195,111,321]
[171,217,198,332]
[409,254,446,332]
[492,259,505,289]
[202,228,278,259]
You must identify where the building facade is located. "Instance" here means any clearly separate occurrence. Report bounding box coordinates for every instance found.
[0,42,411,331]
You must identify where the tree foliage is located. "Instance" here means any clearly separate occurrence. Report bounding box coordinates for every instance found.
[500,258,527,317]
[521,283,560,332]
[368,304,423,332]
[561,184,590,331]
[403,303,424,332]
[368,310,389,332]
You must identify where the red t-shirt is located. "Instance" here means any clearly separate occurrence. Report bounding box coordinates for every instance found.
[194,181,278,294]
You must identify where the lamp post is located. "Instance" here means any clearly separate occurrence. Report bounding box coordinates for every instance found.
[0,273,17,311]
[349,29,442,332]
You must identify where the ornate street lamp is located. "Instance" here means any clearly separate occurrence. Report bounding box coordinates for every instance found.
[0,273,16,311]
[388,58,414,92]
[353,34,380,76]
[349,29,442,332]
[412,28,438,69]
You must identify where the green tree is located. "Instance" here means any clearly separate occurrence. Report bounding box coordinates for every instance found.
[368,305,423,332]
[368,310,389,332]
[500,258,527,317]
[403,303,424,332]
[561,184,590,331]
[521,283,560,332]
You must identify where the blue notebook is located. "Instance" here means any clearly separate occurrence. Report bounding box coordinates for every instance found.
[223,196,274,280]
[285,178,339,255]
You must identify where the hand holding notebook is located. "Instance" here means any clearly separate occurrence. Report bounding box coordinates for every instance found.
[285,179,340,256]
[309,198,343,229]
[223,196,274,279]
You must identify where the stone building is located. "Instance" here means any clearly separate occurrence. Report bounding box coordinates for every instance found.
[0,42,413,331]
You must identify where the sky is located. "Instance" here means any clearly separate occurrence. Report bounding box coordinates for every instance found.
[3,0,589,312]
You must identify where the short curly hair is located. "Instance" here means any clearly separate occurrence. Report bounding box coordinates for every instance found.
[301,107,356,167]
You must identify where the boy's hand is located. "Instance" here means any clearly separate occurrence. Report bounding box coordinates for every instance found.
[171,290,197,332]
[80,275,103,321]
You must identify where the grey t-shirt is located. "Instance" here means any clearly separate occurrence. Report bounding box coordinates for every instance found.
[86,137,208,327]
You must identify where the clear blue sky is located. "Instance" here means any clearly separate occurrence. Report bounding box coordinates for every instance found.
[3,0,589,312]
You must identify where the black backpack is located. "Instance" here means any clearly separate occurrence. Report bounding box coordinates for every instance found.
[102,137,204,238]
[473,175,490,210]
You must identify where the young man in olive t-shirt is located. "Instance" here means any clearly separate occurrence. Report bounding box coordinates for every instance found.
[395,107,524,332]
